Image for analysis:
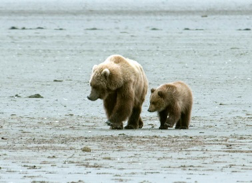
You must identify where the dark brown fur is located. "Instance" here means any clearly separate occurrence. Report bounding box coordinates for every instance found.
[148,81,193,129]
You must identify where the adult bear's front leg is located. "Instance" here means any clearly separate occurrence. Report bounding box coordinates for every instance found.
[108,88,134,128]
[106,120,123,129]
[103,93,117,119]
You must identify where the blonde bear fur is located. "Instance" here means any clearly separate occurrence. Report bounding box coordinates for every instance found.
[148,81,193,129]
[87,55,148,129]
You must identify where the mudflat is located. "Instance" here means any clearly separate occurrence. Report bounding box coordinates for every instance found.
[1,0,252,182]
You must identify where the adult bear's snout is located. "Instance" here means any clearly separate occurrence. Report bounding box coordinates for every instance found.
[87,95,97,101]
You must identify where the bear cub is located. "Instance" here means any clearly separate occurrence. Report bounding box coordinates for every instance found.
[148,81,193,129]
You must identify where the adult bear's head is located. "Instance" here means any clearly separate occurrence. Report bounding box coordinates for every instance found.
[87,63,123,101]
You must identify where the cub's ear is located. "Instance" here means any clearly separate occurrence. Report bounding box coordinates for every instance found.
[158,91,165,98]
[151,88,156,93]
[102,68,110,79]
[92,65,98,72]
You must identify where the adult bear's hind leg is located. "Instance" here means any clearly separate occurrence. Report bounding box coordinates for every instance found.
[125,106,141,129]
[138,117,143,129]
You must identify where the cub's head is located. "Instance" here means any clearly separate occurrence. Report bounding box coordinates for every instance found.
[148,85,177,112]
[87,64,122,101]
[147,88,167,112]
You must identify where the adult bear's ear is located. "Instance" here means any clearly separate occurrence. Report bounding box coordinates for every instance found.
[102,68,110,79]
[158,91,164,98]
[151,88,156,93]
[92,65,98,72]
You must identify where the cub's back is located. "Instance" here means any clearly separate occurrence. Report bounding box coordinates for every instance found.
[173,81,193,110]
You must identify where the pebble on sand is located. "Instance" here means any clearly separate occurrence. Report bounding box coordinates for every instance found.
[81,147,91,152]
[27,94,44,98]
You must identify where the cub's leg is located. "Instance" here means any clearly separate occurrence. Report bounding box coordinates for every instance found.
[180,111,191,129]
[158,108,169,129]
[175,117,182,129]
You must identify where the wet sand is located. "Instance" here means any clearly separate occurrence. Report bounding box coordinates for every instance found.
[1,0,252,182]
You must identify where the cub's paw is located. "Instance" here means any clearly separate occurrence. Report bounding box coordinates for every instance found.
[166,123,173,128]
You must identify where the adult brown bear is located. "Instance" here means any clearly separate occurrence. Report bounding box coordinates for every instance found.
[87,55,148,129]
